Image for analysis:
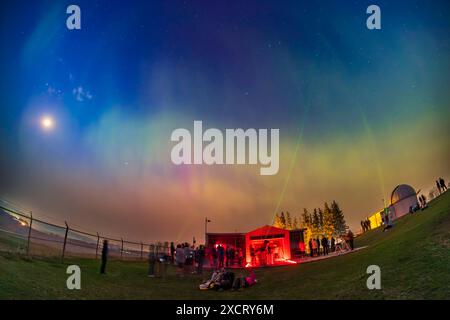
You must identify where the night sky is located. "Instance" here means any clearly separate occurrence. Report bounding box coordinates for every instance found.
[0,0,449,242]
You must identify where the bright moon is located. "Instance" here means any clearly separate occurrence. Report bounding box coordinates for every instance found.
[40,116,54,130]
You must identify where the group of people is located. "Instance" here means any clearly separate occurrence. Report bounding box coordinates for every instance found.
[307,230,354,257]
[411,194,429,214]
[436,177,447,194]
[308,236,335,257]
[199,268,257,291]
[249,241,279,266]
[360,219,372,233]
[171,242,206,276]
[99,239,173,277]
[208,244,244,268]
[418,194,428,209]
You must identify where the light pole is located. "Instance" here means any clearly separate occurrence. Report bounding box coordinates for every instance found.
[204,217,211,245]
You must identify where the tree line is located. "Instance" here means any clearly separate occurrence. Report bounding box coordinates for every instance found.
[273,201,347,237]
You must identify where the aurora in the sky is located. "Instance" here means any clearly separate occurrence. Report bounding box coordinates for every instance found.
[0,0,449,243]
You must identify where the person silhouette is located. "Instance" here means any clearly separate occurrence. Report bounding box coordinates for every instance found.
[436,180,442,194]
[440,177,447,191]
[100,239,109,274]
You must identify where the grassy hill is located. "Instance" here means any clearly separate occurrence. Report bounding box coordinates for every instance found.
[0,191,449,299]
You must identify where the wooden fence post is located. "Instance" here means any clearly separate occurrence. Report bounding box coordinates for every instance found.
[26,211,33,255]
[61,221,69,262]
[95,233,100,259]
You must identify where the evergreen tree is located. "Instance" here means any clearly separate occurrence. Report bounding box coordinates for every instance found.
[279,211,287,229]
[322,202,335,237]
[312,208,320,235]
[318,208,324,232]
[301,208,312,255]
[273,213,282,228]
[301,208,311,228]
[286,211,293,230]
[293,217,299,230]
[331,200,346,235]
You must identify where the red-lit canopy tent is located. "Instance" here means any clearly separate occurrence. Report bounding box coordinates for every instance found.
[206,225,302,267]
[245,225,291,265]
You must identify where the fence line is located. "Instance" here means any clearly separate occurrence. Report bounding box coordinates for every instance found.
[0,199,169,262]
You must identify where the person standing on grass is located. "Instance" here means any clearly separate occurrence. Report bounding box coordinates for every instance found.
[321,236,328,256]
[211,245,218,268]
[315,238,321,256]
[148,245,156,277]
[183,243,192,274]
[100,239,108,274]
[218,244,225,268]
[175,244,185,276]
[196,245,205,274]
[440,177,447,191]
[346,230,354,250]
[436,180,442,194]
[310,238,316,257]
[170,242,175,264]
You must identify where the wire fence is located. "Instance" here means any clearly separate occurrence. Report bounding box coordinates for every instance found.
[0,198,170,262]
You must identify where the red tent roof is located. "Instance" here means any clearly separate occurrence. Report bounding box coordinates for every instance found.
[247,225,288,236]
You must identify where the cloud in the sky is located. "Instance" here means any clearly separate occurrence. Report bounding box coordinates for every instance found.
[73,86,93,102]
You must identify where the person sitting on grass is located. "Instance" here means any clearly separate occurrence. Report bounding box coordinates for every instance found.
[231,269,257,291]
[199,268,234,291]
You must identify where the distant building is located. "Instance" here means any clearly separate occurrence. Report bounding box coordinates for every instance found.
[368,210,383,229]
[367,184,419,230]
[389,184,419,220]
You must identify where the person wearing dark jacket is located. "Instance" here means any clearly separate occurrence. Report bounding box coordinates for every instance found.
[100,239,109,274]
[346,230,354,250]
[436,180,442,194]
[321,236,329,255]
[218,244,225,268]
[196,245,205,274]
[148,245,156,277]
[440,177,447,191]
[170,242,175,264]
[308,239,313,257]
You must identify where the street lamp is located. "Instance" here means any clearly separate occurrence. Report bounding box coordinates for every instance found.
[204,217,211,245]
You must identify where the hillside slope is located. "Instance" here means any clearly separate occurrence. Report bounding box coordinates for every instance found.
[0,191,449,299]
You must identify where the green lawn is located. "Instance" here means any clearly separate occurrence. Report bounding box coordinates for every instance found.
[1,191,449,299]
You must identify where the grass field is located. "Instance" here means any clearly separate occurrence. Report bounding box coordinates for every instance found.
[0,191,449,300]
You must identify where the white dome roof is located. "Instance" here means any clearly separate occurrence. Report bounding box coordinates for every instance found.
[390,184,417,205]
